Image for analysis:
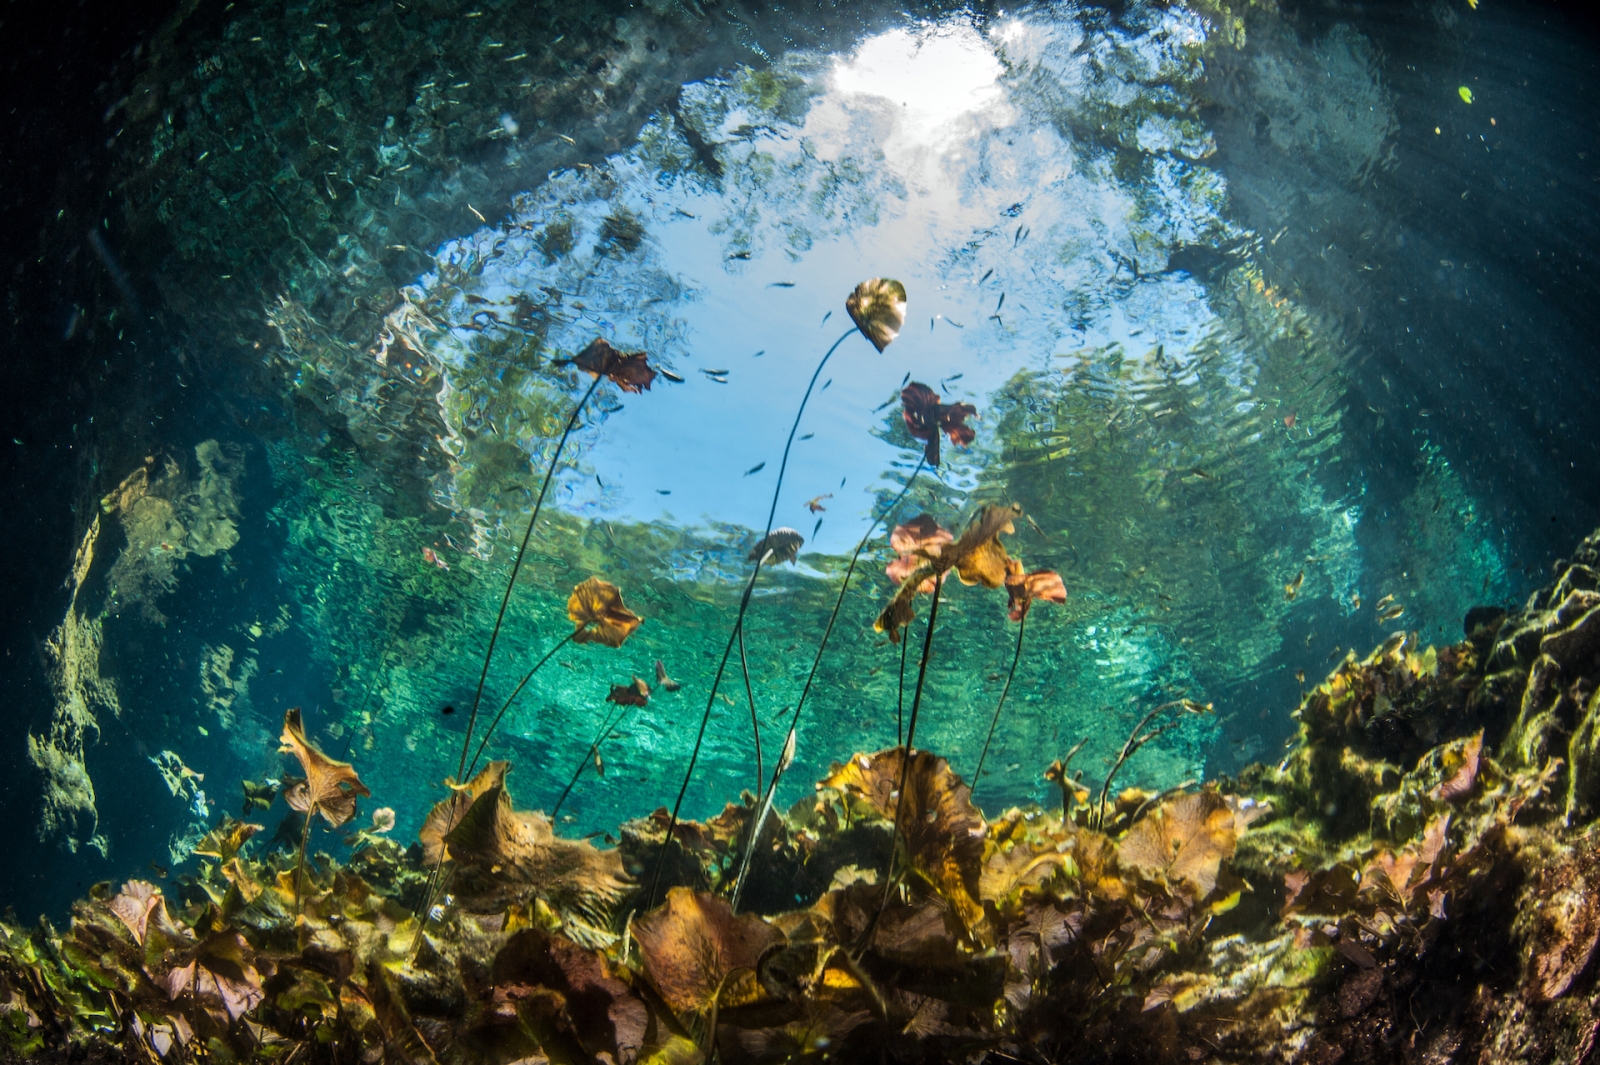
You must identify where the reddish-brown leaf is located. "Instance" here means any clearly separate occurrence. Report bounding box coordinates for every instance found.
[900,383,976,467]
[278,708,370,828]
[558,337,657,393]
[607,677,650,707]
[1004,560,1067,622]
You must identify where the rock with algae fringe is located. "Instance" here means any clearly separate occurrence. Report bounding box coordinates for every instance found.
[12,526,1600,1062]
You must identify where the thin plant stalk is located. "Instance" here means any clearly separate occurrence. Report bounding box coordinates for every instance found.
[550,699,636,822]
[737,622,762,794]
[645,327,857,909]
[293,806,314,915]
[970,610,1029,805]
[1094,701,1187,830]
[465,632,575,780]
[896,628,909,745]
[457,375,602,781]
[730,459,924,911]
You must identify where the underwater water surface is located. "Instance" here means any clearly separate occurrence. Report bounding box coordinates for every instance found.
[4,0,1598,947]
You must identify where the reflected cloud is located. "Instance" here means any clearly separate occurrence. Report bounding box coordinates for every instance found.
[829,25,1007,155]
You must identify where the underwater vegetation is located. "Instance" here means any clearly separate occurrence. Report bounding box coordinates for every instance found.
[9,280,1600,1065]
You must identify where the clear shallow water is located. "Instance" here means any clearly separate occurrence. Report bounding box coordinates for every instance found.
[6,0,1598,919]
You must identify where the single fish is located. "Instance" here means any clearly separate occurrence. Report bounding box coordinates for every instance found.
[821,310,832,325]
[767,281,796,288]
[658,367,685,383]
[996,293,1006,312]
[873,397,894,412]
[751,350,765,358]
[728,250,752,260]
[980,268,994,284]
[702,368,730,376]
[800,432,814,440]
[1375,594,1396,611]
[744,462,766,476]
[1295,670,1306,685]
[805,494,832,513]
[657,489,671,494]
[654,659,682,692]
[441,704,456,716]
[821,378,833,391]
[901,372,911,387]
[1284,570,1305,601]
[593,750,605,777]
[148,861,168,879]
[1380,604,1406,622]
[813,517,823,538]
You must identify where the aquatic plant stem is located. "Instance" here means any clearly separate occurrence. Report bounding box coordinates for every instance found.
[293,806,314,915]
[862,571,944,949]
[646,326,856,910]
[1094,701,1186,830]
[971,610,1029,805]
[731,459,924,910]
[464,632,575,780]
[737,622,762,795]
[550,698,636,822]
[897,629,909,745]
[457,374,602,782]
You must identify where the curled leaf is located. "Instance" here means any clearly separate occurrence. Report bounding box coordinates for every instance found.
[886,515,953,593]
[1004,561,1067,622]
[821,748,987,933]
[633,887,783,1013]
[845,278,908,352]
[900,383,977,467]
[568,577,643,648]
[556,337,657,393]
[278,707,370,828]
[420,760,508,866]
[874,504,1022,642]
[607,677,651,707]
[193,818,263,863]
[749,528,804,565]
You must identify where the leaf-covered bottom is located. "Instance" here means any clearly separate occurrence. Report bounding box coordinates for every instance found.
[11,529,1600,1064]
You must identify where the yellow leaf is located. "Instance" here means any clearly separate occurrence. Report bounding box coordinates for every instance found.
[1459,86,1474,104]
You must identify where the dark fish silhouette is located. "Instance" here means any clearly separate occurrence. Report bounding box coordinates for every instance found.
[744,462,766,476]
[800,432,814,440]
[980,268,994,283]
[768,282,796,288]
[658,367,685,383]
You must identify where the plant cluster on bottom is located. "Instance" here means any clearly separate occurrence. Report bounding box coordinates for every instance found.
[10,526,1600,1064]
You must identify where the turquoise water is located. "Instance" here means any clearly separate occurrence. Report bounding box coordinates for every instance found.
[10,0,1596,921]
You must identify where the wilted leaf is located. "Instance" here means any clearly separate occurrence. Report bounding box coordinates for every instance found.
[821,749,987,933]
[567,577,643,648]
[886,515,953,593]
[194,818,263,863]
[845,278,907,352]
[874,504,1023,642]
[1118,790,1250,901]
[443,768,630,922]
[167,931,265,1023]
[279,707,370,828]
[420,760,509,866]
[492,929,648,1063]
[556,337,657,393]
[1004,561,1066,622]
[369,807,396,834]
[633,888,783,1014]
[107,881,169,947]
[749,528,804,565]
[900,383,977,467]
[607,677,650,707]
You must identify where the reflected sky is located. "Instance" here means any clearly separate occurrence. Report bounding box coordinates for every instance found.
[405,8,1231,557]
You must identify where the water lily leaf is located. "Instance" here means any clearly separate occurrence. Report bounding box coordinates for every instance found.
[420,760,509,865]
[749,528,804,565]
[194,818,263,863]
[886,515,953,592]
[166,930,265,1023]
[821,749,987,933]
[900,383,977,467]
[369,807,396,834]
[633,887,783,1014]
[875,505,1022,642]
[845,278,907,352]
[107,880,171,947]
[1117,790,1247,901]
[443,768,630,922]
[556,337,657,393]
[1004,562,1066,622]
[608,676,651,707]
[491,928,648,1064]
[568,577,643,648]
[279,707,370,828]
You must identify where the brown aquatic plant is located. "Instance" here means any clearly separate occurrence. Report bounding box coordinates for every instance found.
[279,706,369,912]
[568,576,644,648]
[845,278,908,352]
[885,514,954,593]
[1118,790,1264,901]
[1094,699,1212,830]
[607,676,650,707]
[633,887,782,1015]
[900,382,976,467]
[875,503,1021,643]
[823,748,987,935]
[555,337,658,393]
